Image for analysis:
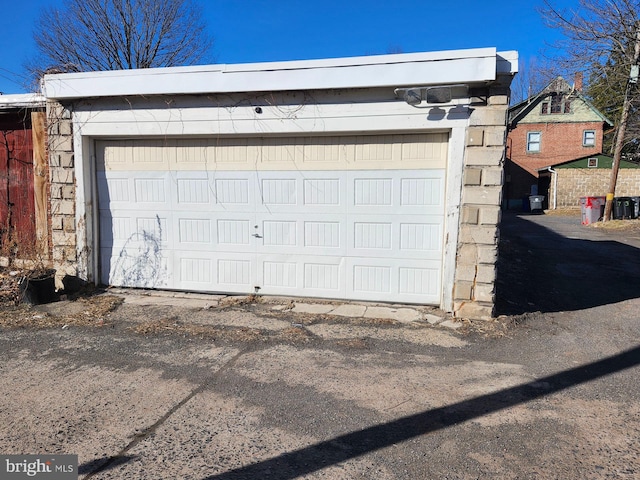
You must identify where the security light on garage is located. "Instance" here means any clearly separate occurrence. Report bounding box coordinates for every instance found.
[402,89,422,105]
[426,87,452,104]
[394,85,465,105]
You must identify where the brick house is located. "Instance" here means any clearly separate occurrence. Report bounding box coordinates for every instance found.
[42,48,517,319]
[503,76,614,209]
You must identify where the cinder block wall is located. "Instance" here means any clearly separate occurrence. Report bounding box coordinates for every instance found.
[552,169,640,207]
[453,86,510,320]
[47,101,77,286]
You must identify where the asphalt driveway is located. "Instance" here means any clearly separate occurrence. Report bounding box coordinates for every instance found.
[0,212,639,479]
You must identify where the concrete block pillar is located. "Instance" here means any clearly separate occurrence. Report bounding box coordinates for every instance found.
[47,100,77,287]
[454,85,509,320]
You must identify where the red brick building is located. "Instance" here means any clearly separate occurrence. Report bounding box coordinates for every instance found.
[504,76,613,209]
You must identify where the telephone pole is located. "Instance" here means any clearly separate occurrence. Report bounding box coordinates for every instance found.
[603,26,640,221]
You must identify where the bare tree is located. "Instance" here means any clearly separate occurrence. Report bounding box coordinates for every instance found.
[30,0,213,77]
[510,57,556,105]
[539,0,640,220]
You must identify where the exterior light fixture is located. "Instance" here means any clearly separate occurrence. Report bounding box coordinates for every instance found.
[402,89,422,105]
[394,84,467,106]
[425,87,451,104]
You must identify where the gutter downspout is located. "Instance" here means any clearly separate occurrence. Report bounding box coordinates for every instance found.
[546,166,557,209]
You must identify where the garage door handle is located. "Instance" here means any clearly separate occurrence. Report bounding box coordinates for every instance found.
[252,233,262,238]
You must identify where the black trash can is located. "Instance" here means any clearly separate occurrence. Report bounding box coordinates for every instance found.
[613,197,634,219]
[529,195,545,213]
[631,196,640,219]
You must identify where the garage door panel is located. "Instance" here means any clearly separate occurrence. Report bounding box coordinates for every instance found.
[399,175,445,208]
[215,254,256,291]
[97,173,133,205]
[255,172,348,215]
[260,258,300,291]
[302,216,346,255]
[302,177,344,210]
[215,215,255,253]
[100,174,175,212]
[172,172,216,208]
[176,254,216,289]
[398,264,441,297]
[349,217,394,253]
[214,176,255,212]
[350,175,395,212]
[346,258,441,304]
[346,214,443,260]
[100,211,171,249]
[257,255,347,297]
[256,214,350,256]
[173,213,215,251]
[170,171,261,212]
[100,248,171,289]
[398,220,443,259]
[347,171,445,215]
[97,135,447,304]
[173,251,256,293]
[99,213,132,247]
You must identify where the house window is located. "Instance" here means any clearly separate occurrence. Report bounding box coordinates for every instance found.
[587,157,598,168]
[527,132,541,152]
[541,93,571,114]
[583,130,596,147]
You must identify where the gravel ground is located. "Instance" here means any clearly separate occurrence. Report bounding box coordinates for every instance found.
[0,211,638,479]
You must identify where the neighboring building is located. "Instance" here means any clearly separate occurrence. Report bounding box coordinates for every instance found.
[42,48,518,319]
[539,154,640,208]
[504,76,614,209]
[0,94,48,264]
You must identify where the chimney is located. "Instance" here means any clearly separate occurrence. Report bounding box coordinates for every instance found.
[574,72,583,91]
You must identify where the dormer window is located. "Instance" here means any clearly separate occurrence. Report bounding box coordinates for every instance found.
[541,93,571,114]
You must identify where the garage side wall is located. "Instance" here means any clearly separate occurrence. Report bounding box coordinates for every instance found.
[553,169,640,207]
[453,85,509,319]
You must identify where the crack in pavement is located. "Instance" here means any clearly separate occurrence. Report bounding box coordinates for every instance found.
[81,348,248,478]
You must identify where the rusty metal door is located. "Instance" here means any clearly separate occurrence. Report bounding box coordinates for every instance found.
[0,128,36,250]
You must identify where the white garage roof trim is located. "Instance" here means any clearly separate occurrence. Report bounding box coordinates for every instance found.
[44,48,517,99]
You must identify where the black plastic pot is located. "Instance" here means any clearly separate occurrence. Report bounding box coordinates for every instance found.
[20,269,57,305]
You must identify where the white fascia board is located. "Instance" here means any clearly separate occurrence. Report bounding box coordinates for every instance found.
[44,47,512,100]
[496,51,519,75]
[0,93,46,109]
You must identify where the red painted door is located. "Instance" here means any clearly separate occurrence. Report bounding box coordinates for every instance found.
[0,128,36,250]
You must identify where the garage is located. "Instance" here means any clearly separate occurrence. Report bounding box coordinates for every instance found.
[97,133,448,303]
[44,47,517,317]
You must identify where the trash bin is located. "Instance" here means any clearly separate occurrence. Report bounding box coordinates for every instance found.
[613,197,634,219]
[631,196,640,219]
[580,196,606,225]
[529,195,545,213]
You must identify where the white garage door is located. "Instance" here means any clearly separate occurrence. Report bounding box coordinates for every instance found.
[96,134,448,304]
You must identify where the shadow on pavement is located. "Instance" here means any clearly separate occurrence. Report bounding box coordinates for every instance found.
[495,212,640,315]
[79,454,136,477]
[202,345,640,480]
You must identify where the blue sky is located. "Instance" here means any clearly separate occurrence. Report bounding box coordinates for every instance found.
[0,0,576,94]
